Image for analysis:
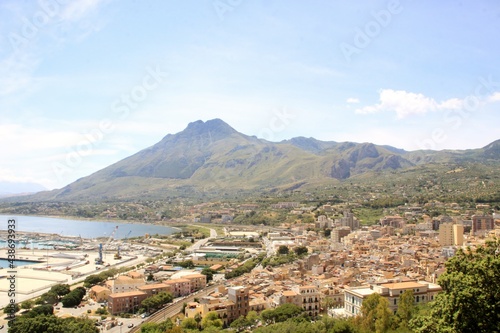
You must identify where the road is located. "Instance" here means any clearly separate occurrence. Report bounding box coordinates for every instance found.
[129,283,223,333]
[186,226,218,252]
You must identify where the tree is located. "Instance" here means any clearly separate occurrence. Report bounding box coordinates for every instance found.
[294,246,308,256]
[177,260,194,269]
[40,291,59,305]
[396,290,415,329]
[410,240,500,333]
[8,315,98,333]
[360,293,392,333]
[277,245,289,255]
[50,284,71,297]
[230,316,250,331]
[24,305,54,318]
[201,311,223,329]
[3,302,19,314]
[83,274,104,288]
[246,310,259,326]
[194,312,202,329]
[61,287,86,308]
[201,267,216,282]
[141,320,174,333]
[181,317,198,330]
[21,300,34,310]
[260,303,303,324]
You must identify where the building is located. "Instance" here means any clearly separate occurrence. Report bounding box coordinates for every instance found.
[453,224,464,246]
[277,285,320,318]
[316,215,333,229]
[184,273,207,292]
[227,286,249,323]
[165,278,191,298]
[89,285,111,303]
[331,227,351,243]
[106,274,145,293]
[380,215,405,229]
[472,215,494,235]
[439,223,454,246]
[137,283,171,297]
[340,211,360,230]
[292,285,320,318]
[344,281,441,316]
[107,290,148,315]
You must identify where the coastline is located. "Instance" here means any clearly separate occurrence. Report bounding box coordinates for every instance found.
[0,214,184,231]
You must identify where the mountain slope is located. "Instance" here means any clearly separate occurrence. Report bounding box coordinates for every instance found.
[16,119,500,202]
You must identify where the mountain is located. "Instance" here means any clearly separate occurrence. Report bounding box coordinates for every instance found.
[0,181,47,197]
[15,119,500,202]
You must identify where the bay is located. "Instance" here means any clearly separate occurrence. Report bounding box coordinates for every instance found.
[0,215,177,240]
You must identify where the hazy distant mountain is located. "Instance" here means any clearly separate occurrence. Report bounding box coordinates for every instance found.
[15,119,500,202]
[0,181,47,197]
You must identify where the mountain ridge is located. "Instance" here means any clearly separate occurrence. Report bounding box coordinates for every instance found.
[10,119,500,202]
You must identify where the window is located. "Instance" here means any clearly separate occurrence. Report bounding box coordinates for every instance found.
[394,299,397,305]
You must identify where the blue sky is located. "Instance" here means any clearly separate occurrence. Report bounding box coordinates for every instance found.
[1,0,500,190]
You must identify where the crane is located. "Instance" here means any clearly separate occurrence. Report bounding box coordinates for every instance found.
[104,226,119,250]
[96,226,118,265]
[124,230,132,240]
[115,230,132,260]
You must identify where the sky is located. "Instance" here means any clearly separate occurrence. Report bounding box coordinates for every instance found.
[1,0,500,191]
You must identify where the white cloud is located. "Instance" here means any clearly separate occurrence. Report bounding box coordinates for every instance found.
[59,0,108,22]
[489,92,500,102]
[355,89,463,118]
[346,97,359,104]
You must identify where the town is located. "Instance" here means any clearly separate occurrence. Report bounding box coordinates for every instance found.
[1,197,498,332]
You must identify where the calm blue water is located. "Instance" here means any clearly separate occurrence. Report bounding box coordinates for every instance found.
[0,258,41,269]
[0,215,177,240]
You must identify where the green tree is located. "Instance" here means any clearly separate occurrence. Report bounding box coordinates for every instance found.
[8,315,98,333]
[83,274,104,288]
[181,317,198,330]
[360,293,392,333]
[40,291,59,305]
[293,246,308,256]
[61,287,86,308]
[20,300,34,310]
[201,267,216,282]
[178,260,194,269]
[50,284,71,297]
[396,290,415,330]
[201,311,223,329]
[140,320,173,333]
[246,310,259,326]
[24,304,54,318]
[230,315,250,331]
[410,240,500,333]
[277,245,289,255]
[260,303,303,324]
[3,302,19,314]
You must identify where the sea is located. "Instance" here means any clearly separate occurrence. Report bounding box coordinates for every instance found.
[0,215,177,240]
